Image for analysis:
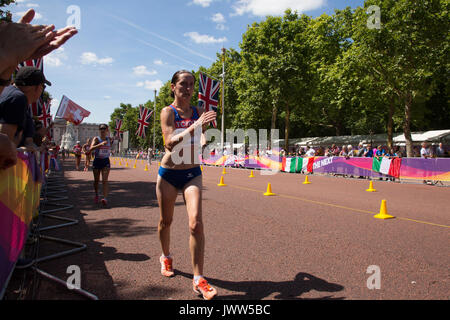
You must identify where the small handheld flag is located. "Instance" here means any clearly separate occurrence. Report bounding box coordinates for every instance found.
[136,105,153,138]
[198,72,220,128]
[55,95,91,125]
[115,119,123,141]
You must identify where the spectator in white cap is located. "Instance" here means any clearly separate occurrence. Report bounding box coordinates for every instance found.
[347,145,354,157]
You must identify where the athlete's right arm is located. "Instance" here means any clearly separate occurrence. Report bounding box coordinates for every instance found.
[161,107,216,152]
[161,107,178,152]
[89,137,105,151]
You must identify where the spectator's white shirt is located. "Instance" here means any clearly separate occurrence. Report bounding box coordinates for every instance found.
[305,148,315,157]
[420,147,431,158]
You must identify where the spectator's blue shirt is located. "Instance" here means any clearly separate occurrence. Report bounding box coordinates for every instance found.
[376,149,385,157]
[364,149,373,157]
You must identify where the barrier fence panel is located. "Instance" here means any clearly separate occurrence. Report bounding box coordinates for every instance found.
[1,152,98,300]
[0,152,41,298]
[202,154,450,182]
[399,158,450,181]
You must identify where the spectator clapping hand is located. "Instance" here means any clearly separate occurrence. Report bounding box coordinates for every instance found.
[19,9,78,61]
[0,133,17,170]
[0,9,77,91]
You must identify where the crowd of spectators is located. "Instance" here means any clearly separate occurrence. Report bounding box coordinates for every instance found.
[281,142,448,159]
[0,9,77,171]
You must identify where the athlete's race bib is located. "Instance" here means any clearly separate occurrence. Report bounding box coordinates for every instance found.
[98,148,110,157]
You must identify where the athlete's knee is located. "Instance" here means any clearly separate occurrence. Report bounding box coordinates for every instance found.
[159,217,172,229]
[189,219,203,235]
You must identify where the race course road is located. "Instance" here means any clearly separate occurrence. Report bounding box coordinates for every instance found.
[15,157,450,300]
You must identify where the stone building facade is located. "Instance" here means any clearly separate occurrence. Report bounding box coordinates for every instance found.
[52,118,101,148]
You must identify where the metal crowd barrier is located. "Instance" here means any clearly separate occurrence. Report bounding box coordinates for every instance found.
[3,156,98,300]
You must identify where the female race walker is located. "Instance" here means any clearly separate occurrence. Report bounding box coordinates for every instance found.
[73,141,82,170]
[157,70,217,300]
[89,124,113,206]
[82,138,92,171]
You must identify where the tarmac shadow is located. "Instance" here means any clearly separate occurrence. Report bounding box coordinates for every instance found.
[175,270,345,300]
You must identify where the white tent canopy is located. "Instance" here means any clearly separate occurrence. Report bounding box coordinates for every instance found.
[282,129,450,148]
[210,130,450,150]
[393,130,450,145]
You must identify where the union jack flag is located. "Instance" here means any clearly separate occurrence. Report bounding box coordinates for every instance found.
[29,98,42,117]
[115,119,123,141]
[198,72,220,128]
[38,99,52,128]
[136,105,153,138]
[16,58,44,73]
[46,124,54,140]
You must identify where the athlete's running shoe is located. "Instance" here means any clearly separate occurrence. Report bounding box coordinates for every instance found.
[160,255,174,277]
[193,278,217,300]
[101,198,108,206]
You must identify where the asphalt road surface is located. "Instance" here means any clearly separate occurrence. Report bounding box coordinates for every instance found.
[6,156,449,301]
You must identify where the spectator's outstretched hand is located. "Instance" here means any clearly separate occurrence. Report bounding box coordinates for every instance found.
[17,8,36,24]
[0,133,17,170]
[0,22,55,74]
[0,9,77,79]
[19,9,78,61]
[29,25,78,60]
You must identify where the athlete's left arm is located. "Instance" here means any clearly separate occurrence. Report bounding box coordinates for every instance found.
[197,107,210,133]
[89,137,106,151]
[197,107,211,157]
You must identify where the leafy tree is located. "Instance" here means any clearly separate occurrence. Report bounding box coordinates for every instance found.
[351,0,449,156]
[0,0,15,21]
[108,0,449,156]
[239,10,312,149]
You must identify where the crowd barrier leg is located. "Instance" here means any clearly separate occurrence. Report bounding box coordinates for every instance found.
[12,162,98,300]
[32,267,98,300]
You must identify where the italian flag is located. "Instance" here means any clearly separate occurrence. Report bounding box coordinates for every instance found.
[372,157,402,178]
[306,157,315,173]
[282,157,302,173]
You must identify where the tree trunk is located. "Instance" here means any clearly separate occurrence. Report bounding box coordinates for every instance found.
[403,91,413,157]
[387,96,395,149]
[269,103,277,149]
[335,125,341,137]
[284,104,290,152]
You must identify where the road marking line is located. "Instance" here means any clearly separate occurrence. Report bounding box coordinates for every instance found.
[204,179,450,229]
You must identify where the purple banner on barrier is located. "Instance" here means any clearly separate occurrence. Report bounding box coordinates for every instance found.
[203,154,450,181]
[399,158,450,180]
[312,156,374,177]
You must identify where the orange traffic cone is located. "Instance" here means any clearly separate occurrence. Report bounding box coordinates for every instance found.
[373,200,395,219]
[263,183,275,196]
[249,170,255,178]
[222,167,227,174]
[303,175,311,185]
[217,176,226,186]
[144,164,148,171]
[366,181,376,192]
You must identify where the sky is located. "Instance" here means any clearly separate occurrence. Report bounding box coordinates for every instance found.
[9,0,365,124]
